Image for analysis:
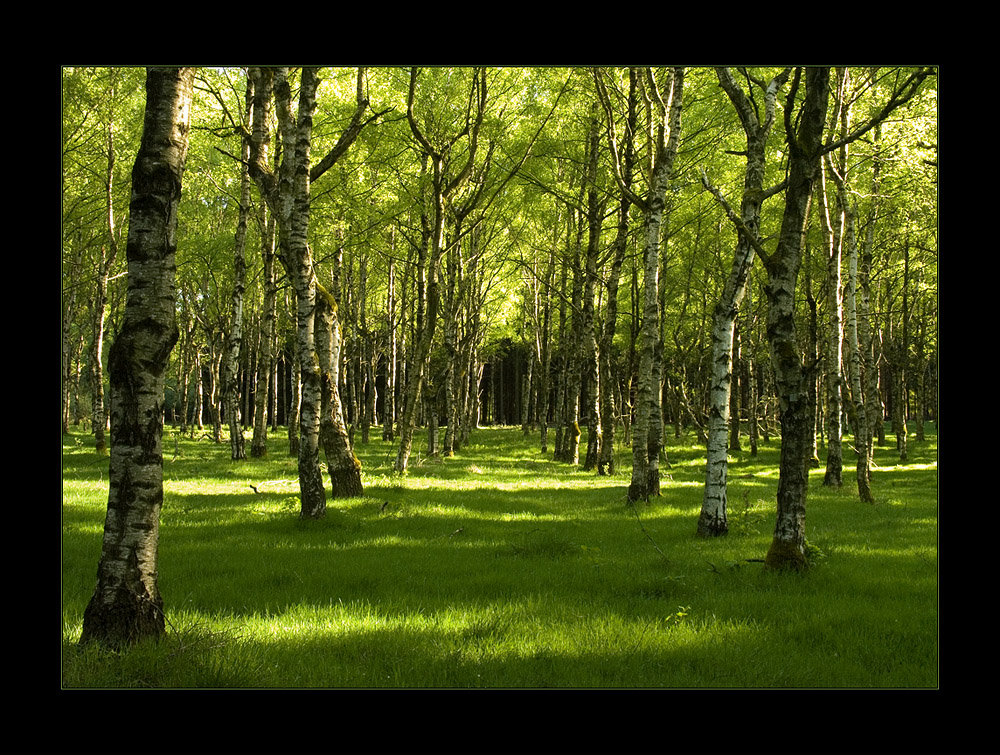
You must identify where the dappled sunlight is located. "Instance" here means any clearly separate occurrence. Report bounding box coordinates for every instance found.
[61,63,937,687]
[225,596,780,687]
[63,424,937,687]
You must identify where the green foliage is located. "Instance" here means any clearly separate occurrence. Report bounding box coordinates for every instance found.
[62,66,937,685]
[63,424,938,688]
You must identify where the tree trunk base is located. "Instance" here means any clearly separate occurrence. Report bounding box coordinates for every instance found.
[627,481,647,503]
[697,513,729,538]
[763,538,808,571]
[80,589,165,650]
[646,468,661,498]
[329,465,364,499]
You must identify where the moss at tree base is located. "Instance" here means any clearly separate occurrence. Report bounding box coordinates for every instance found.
[764,538,808,571]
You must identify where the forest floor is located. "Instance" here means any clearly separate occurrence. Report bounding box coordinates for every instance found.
[61,422,938,689]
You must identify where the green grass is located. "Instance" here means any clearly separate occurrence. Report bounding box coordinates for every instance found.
[61,422,938,688]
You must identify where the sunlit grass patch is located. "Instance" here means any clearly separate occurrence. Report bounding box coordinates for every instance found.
[62,423,938,688]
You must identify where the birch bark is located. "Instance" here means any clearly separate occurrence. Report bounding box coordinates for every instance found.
[762,67,830,571]
[223,96,251,461]
[844,205,874,502]
[276,66,327,518]
[395,67,485,473]
[615,67,684,502]
[562,207,584,466]
[247,67,375,511]
[595,68,638,476]
[581,110,602,471]
[80,67,195,648]
[698,67,790,537]
[91,83,122,454]
[383,247,397,442]
[250,206,276,457]
[316,284,364,497]
[818,70,851,487]
[442,217,467,457]
[62,243,83,433]
[818,161,844,487]
[856,128,883,494]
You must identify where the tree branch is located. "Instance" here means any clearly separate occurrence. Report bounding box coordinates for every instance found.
[699,167,772,266]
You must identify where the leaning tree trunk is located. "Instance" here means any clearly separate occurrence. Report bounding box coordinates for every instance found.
[315,285,363,498]
[249,66,373,516]
[699,67,791,536]
[700,245,754,535]
[394,190,439,473]
[80,67,195,649]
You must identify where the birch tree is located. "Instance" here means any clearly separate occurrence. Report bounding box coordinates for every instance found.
[761,65,933,568]
[89,69,128,454]
[850,122,885,501]
[593,68,638,476]
[395,67,486,474]
[315,281,364,497]
[250,203,277,457]
[697,66,791,537]
[222,85,251,461]
[80,67,195,649]
[599,67,684,502]
[843,198,874,502]
[817,68,855,487]
[581,108,603,471]
[760,66,831,570]
[247,67,378,512]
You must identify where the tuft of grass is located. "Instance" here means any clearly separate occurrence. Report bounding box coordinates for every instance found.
[62,423,938,688]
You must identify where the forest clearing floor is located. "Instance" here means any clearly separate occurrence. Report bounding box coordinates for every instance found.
[62,422,938,689]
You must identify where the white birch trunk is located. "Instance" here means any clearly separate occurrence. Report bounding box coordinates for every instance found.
[844,207,874,502]
[698,67,789,536]
[223,124,250,461]
[81,67,195,649]
[627,67,683,502]
[251,207,277,457]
